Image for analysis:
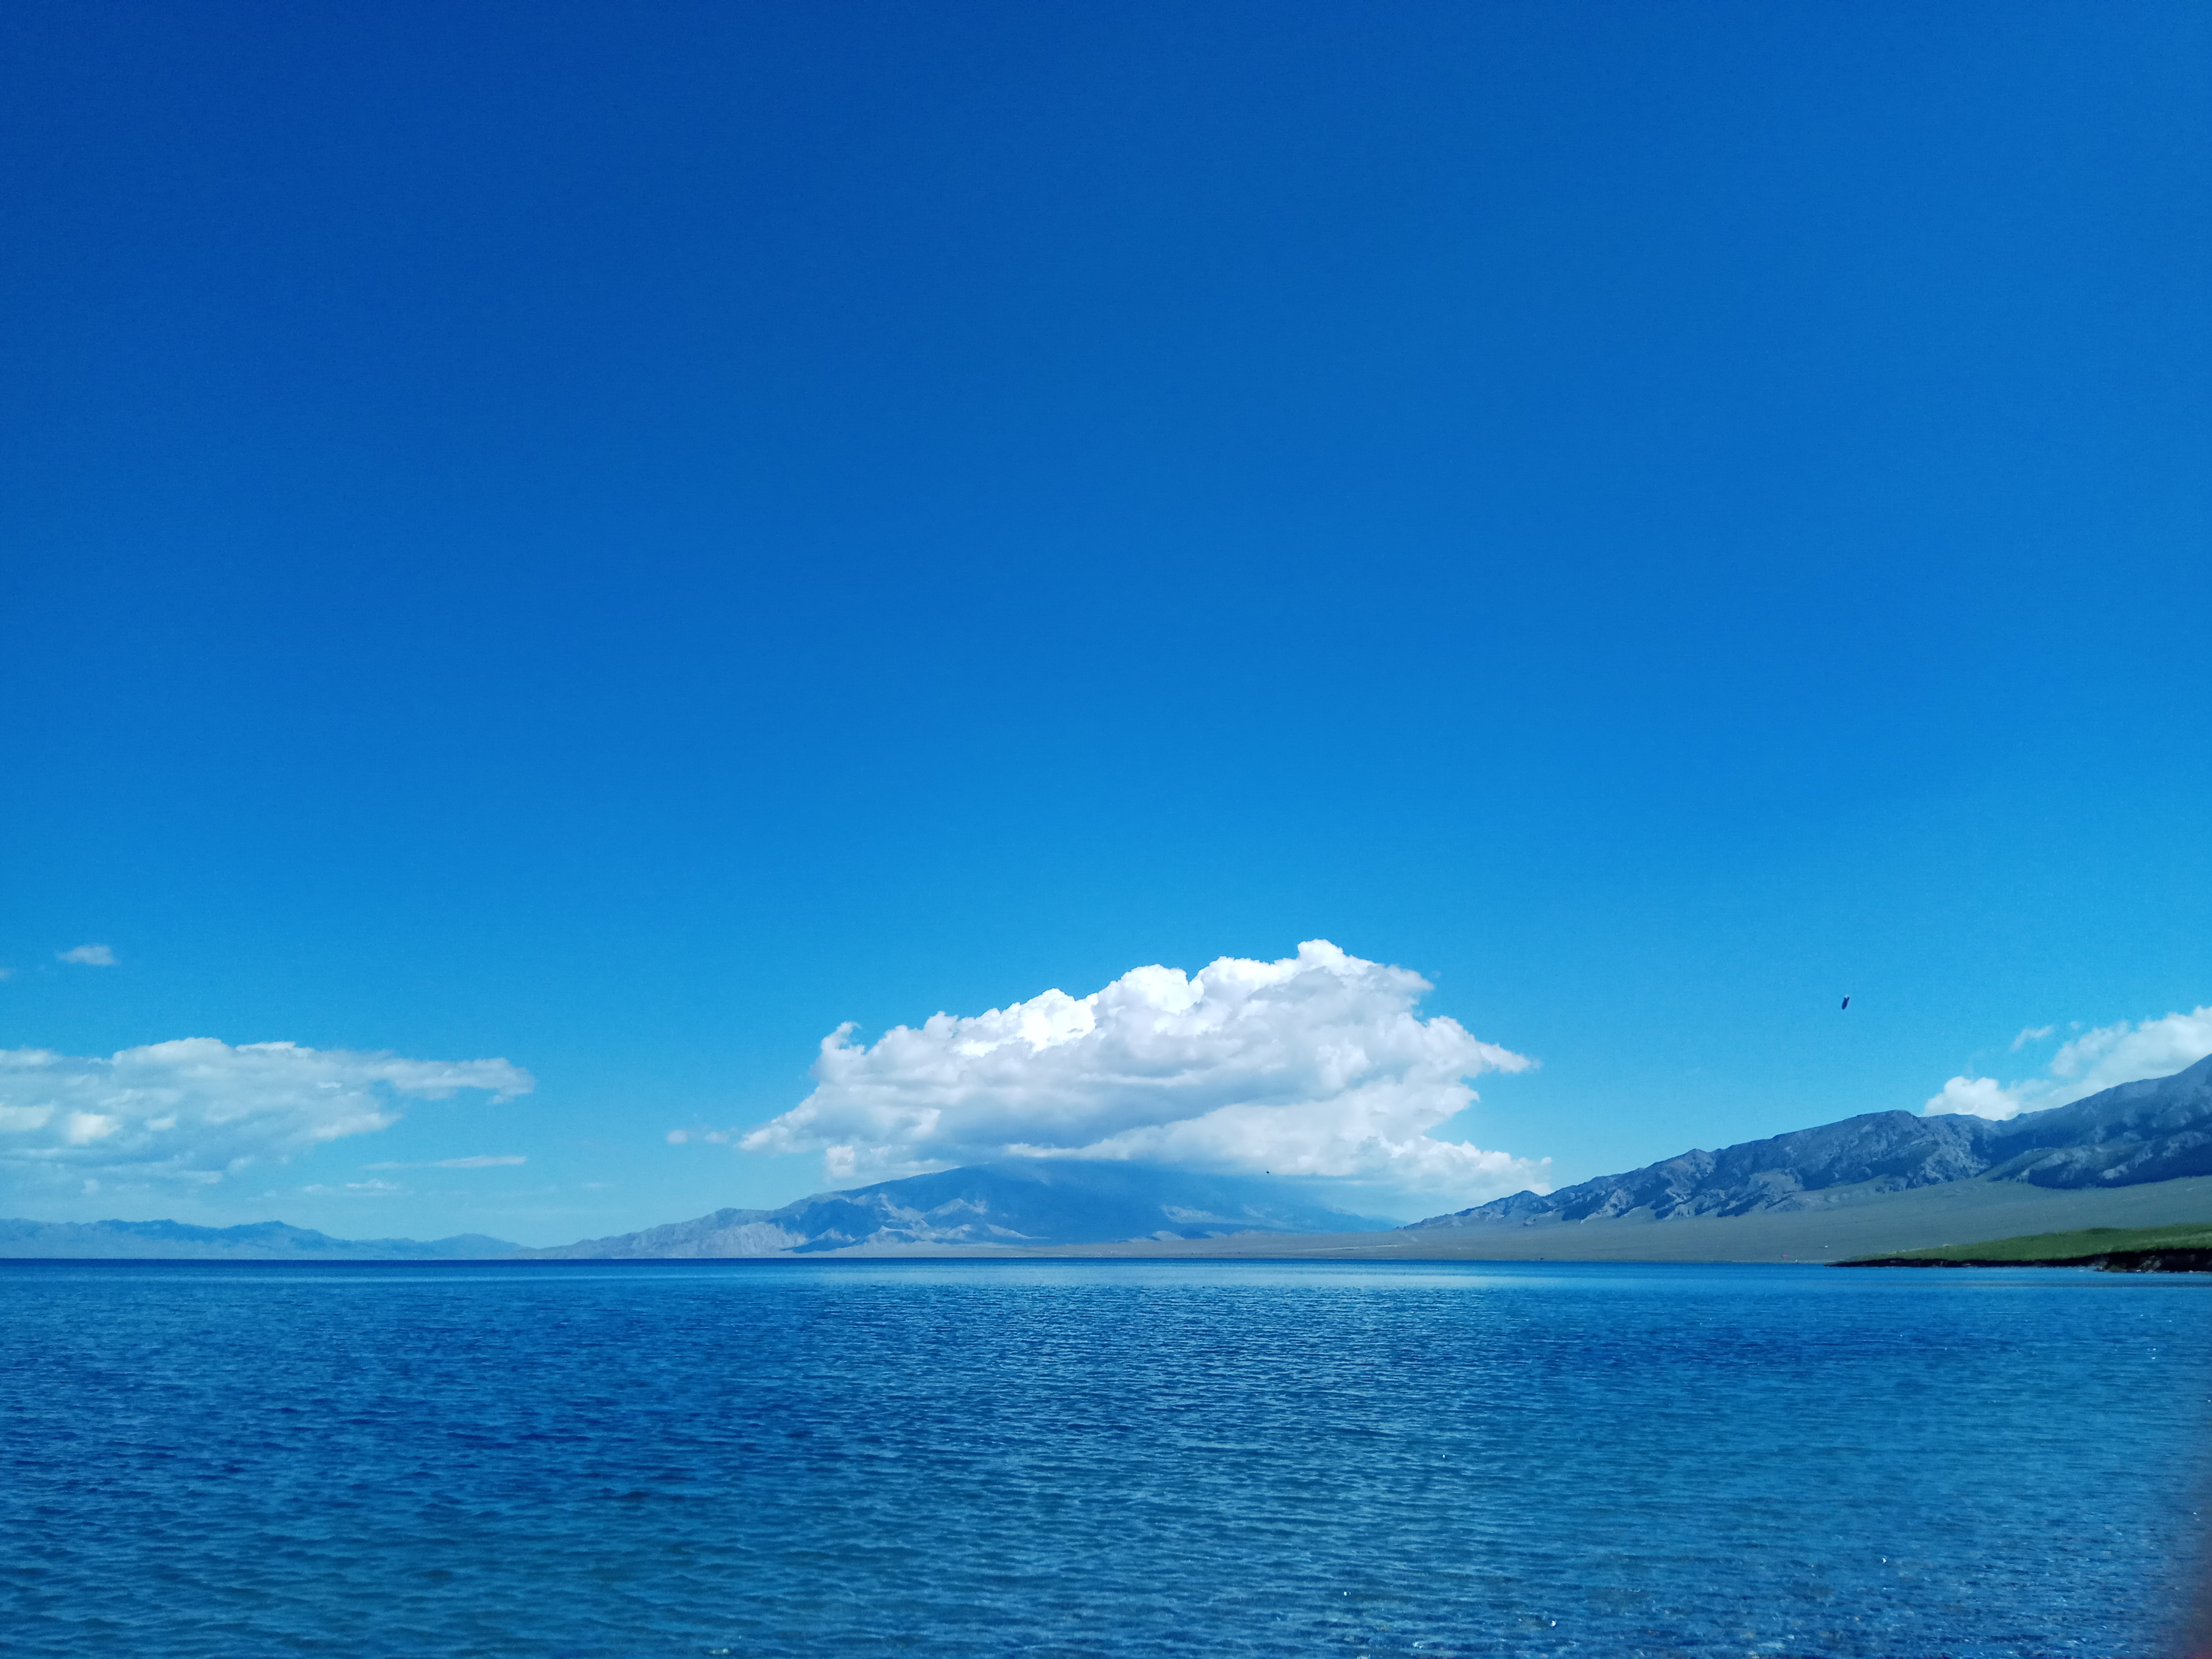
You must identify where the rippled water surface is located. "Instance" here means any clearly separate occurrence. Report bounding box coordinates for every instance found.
[5,1259,2209,1657]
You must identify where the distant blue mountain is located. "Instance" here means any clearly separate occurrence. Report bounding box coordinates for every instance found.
[0,1216,517,1260]
[1413,1052,2212,1229]
[524,1160,1395,1257]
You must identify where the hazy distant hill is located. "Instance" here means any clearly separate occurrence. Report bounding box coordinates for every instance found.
[522,1160,1394,1258]
[0,1217,517,1260]
[1413,1052,2212,1230]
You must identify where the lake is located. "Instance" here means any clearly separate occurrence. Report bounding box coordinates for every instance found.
[4,1259,2207,1657]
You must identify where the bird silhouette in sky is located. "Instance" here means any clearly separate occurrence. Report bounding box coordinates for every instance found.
[1840,995,1851,1010]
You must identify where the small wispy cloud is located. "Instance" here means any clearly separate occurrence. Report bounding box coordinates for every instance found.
[363,1154,527,1170]
[301,1178,405,1196]
[57,944,116,967]
[1926,1004,2212,1120]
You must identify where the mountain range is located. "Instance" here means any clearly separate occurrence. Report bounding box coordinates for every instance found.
[0,1217,516,1260]
[519,1160,1393,1257]
[7,1054,2210,1261]
[1411,1050,2212,1231]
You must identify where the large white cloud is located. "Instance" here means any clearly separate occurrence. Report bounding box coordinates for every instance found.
[0,1038,533,1187]
[740,940,1546,1200]
[1923,1004,2212,1120]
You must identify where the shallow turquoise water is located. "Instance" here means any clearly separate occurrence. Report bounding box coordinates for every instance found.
[3,1259,2207,1657]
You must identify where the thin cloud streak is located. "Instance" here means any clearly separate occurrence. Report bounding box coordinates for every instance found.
[364,1155,529,1170]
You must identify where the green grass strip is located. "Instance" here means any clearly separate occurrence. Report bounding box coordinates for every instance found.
[1844,1221,2212,1266]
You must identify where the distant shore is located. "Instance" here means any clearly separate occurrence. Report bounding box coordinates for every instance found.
[1838,1221,2212,1272]
[1840,1247,2212,1271]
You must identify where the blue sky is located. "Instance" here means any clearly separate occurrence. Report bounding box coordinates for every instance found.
[4,2,2207,1244]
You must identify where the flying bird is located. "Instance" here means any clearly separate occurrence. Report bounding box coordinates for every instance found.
[1840,995,1851,1010]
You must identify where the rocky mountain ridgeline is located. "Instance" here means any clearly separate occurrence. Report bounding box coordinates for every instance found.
[1412,1052,2212,1229]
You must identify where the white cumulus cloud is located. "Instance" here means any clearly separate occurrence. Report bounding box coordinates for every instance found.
[1924,1004,2212,1120]
[57,944,116,967]
[739,940,1546,1201]
[0,1039,534,1185]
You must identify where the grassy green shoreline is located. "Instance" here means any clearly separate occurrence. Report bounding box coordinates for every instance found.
[1840,1222,2212,1271]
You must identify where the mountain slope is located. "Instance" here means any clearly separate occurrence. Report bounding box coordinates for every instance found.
[1060,1171,2212,1263]
[1414,1052,2212,1229]
[524,1160,1393,1258]
[0,1217,518,1260]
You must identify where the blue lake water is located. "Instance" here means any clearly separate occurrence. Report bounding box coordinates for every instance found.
[4,1259,2208,1658]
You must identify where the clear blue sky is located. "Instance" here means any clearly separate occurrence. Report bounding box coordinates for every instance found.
[4,2,2207,1244]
